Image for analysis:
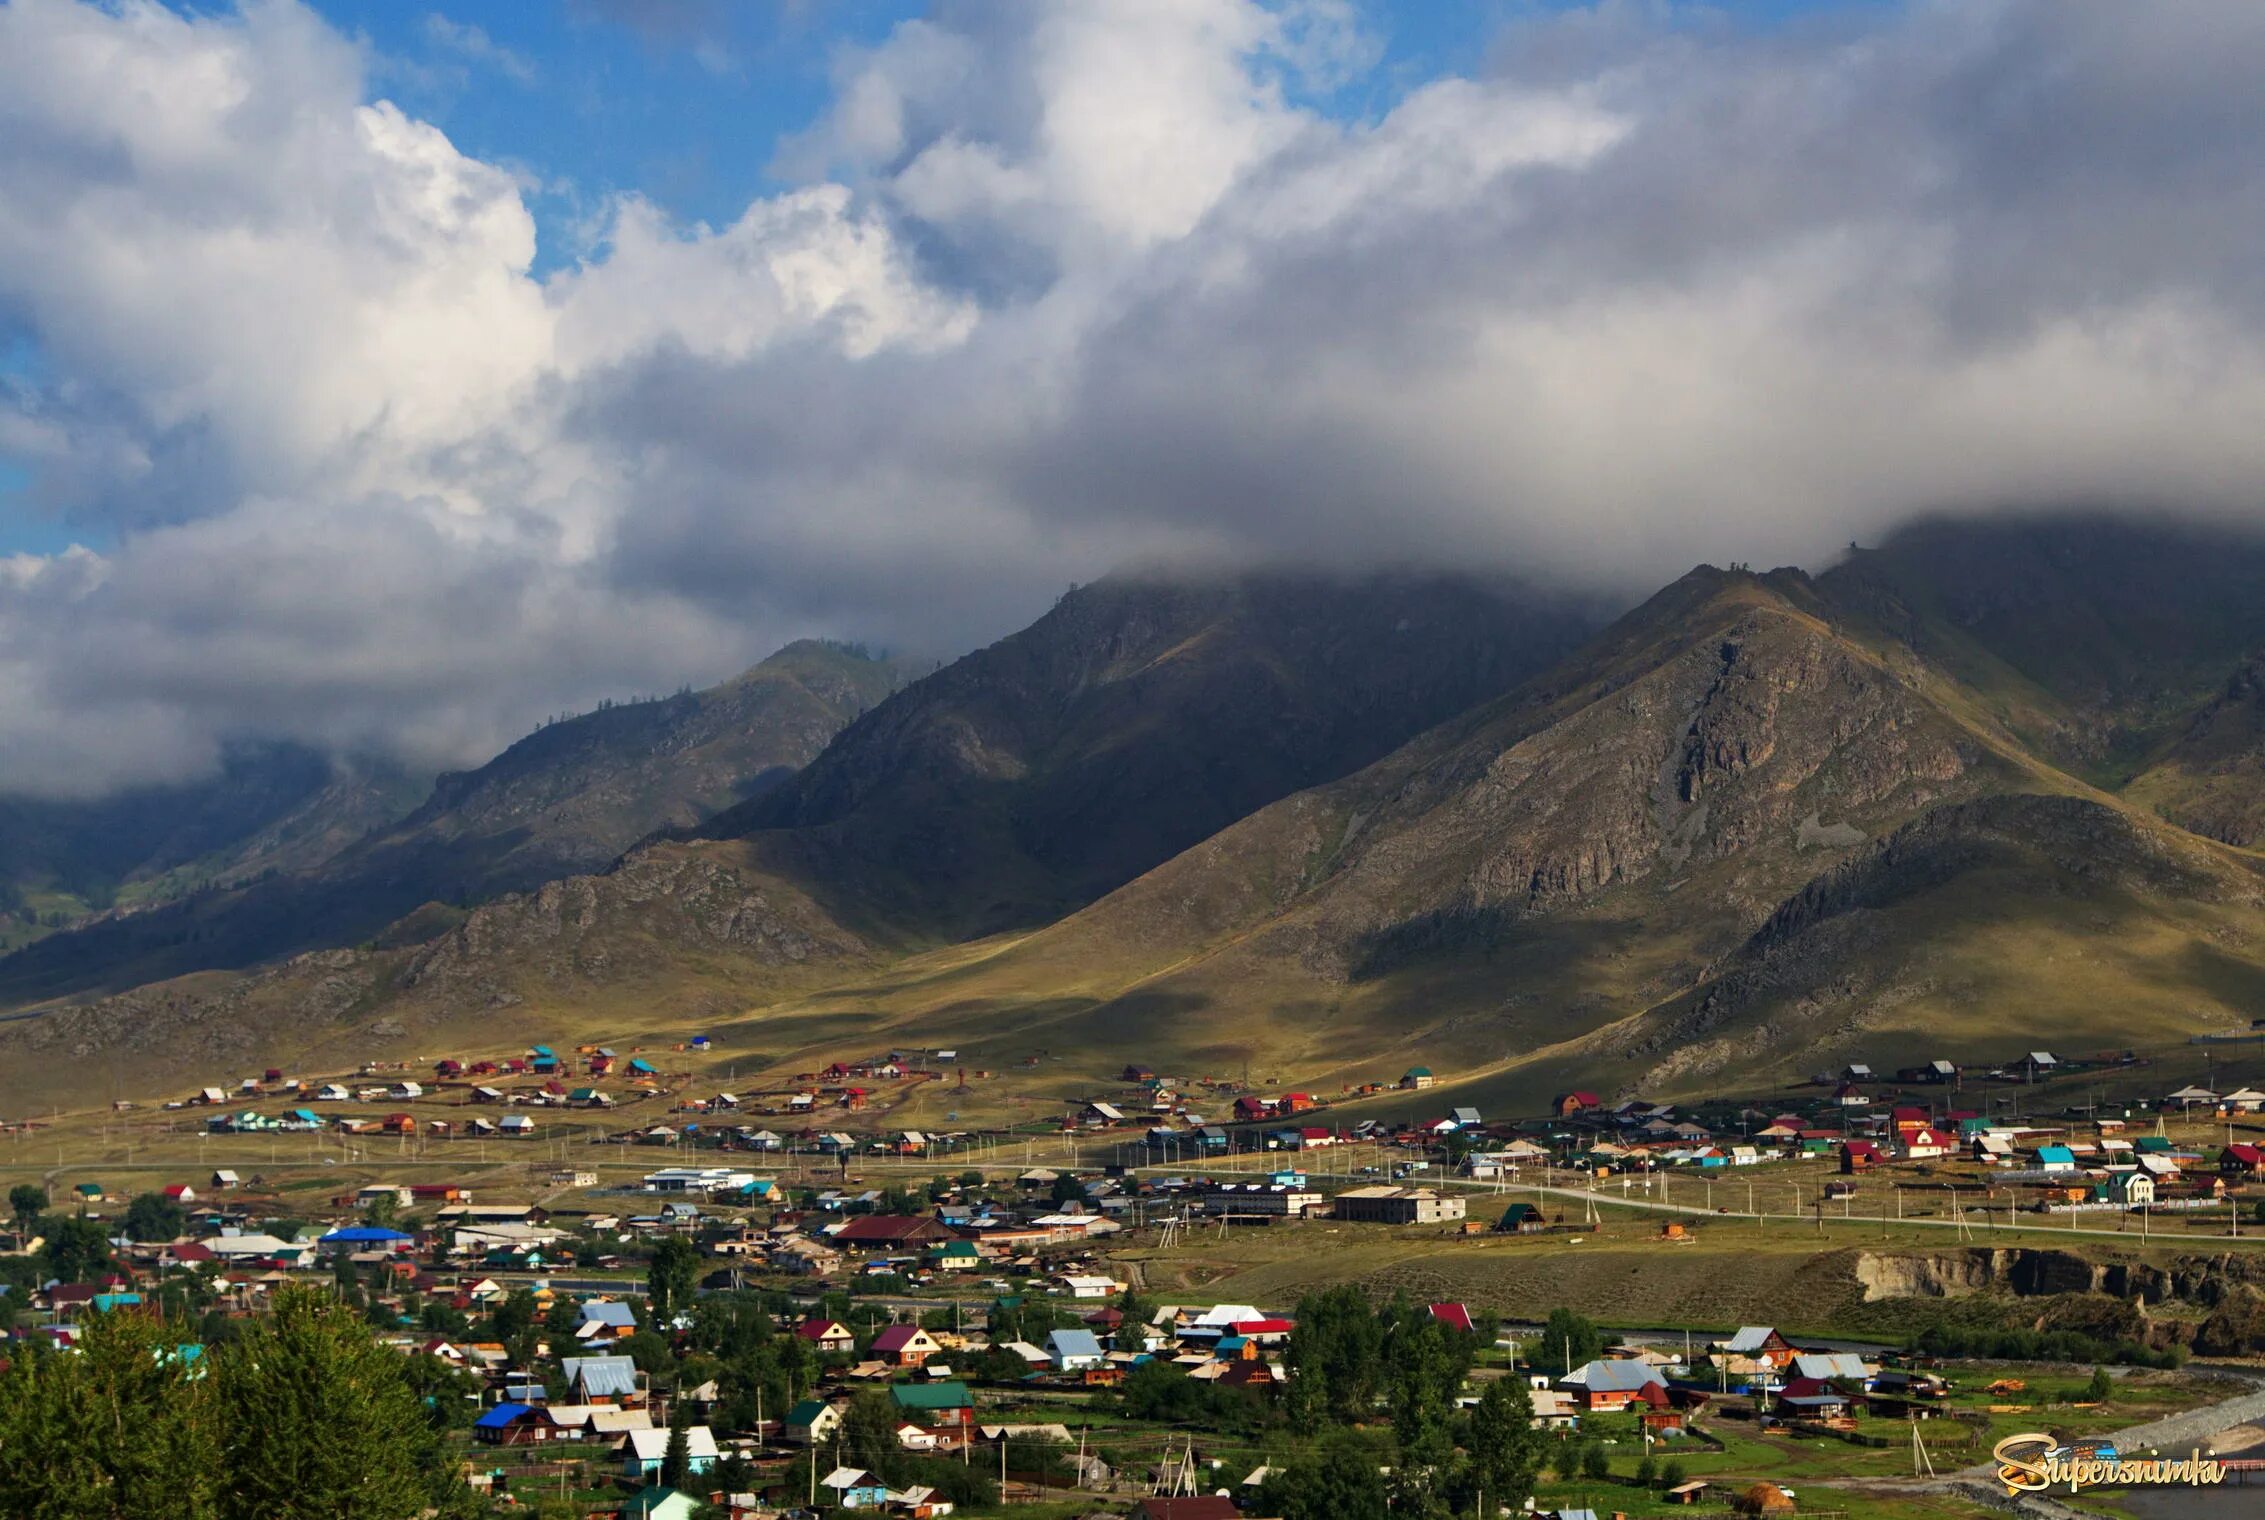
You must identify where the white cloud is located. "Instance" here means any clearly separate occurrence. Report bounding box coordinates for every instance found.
[421,12,535,84]
[4,0,2265,795]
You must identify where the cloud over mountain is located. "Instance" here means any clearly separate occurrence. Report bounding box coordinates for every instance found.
[3,0,2264,795]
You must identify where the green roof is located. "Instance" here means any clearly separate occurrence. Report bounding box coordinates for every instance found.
[891,1381,972,1410]
[622,1487,692,1517]
[786,1400,832,1426]
[74,1183,103,1195]
[1404,1066,1433,1077]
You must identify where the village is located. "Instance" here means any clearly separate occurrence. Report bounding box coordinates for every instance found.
[7,1034,2265,1520]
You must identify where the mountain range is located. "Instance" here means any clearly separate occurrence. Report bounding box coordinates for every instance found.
[7,516,2265,1115]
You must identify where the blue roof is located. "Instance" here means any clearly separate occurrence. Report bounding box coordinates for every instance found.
[476,1402,538,1429]
[531,1045,555,1057]
[629,1058,655,1072]
[1048,1328,1105,1359]
[319,1226,412,1244]
[2037,1145,2076,1163]
[580,1301,636,1327]
[562,1355,638,1398]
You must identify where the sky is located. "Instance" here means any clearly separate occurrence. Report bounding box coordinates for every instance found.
[2,0,2263,797]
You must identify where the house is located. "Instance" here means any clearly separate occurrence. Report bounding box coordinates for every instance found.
[1132,1501,1241,1520]
[2103,1171,2155,1207]
[1046,1328,1105,1371]
[1329,1186,1466,1224]
[620,1489,702,1520]
[1558,1359,1668,1411]
[561,1355,640,1402]
[1720,1327,1800,1368]
[822,1469,891,1510]
[830,1215,956,1250]
[1790,1352,1875,1382]
[315,1226,413,1254]
[1400,1066,1436,1091]
[623,1426,718,1480]
[2034,1144,2077,1172]
[786,1399,845,1445]
[2220,1143,2265,1177]
[1839,1140,1884,1173]
[1555,1091,1601,1117]
[473,1403,552,1446]
[1778,1378,1852,1419]
[161,1184,196,1204]
[579,1300,638,1340]
[1902,1127,1953,1160]
[1428,1302,1476,1333]
[208,1170,240,1190]
[890,1383,974,1432]
[796,1317,857,1354]
[872,1324,942,1367]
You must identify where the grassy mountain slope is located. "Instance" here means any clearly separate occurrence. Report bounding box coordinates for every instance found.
[0,747,427,953]
[728,564,2265,1113]
[2121,657,2265,845]
[20,525,2265,1116]
[0,839,873,1102]
[0,641,899,1005]
[1818,515,2265,786]
[696,571,1605,939]
[1562,793,2265,1098]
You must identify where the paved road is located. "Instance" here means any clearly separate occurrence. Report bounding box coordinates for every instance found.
[1123,1158,2265,1246]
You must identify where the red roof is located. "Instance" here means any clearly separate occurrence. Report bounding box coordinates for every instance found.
[872,1325,930,1353]
[832,1214,952,1245]
[796,1318,850,1341]
[1230,1318,1293,1335]
[1427,1302,1474,1332]
[1133,1501,1240,1520]
[2224,1143,2265,1166]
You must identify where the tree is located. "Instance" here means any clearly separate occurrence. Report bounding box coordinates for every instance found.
[1260,1433,1391,1520]
[648,1235,701,1322]
[1581,1443,1610,1481]
[2085,1366,2114,1402]
[0,1303,219,1519]
[660,1400,693,1489]
[123,1192,187,1244]
[1462,1377,1546,1511]
[39,1216,113,1283]
[212,1286,474,1520]
[1635,1453,1658,1487]
[1539,1308,1604,1375]
[1660,1458,1687,1489]
[8,1183,46,1227]
[359,1191,397,1229]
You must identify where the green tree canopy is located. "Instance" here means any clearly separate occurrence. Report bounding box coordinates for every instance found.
[0,1304,218,1520]
[212,1286,474,1520]
[123,1193,187,1244]
[8,1182,47,1227]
